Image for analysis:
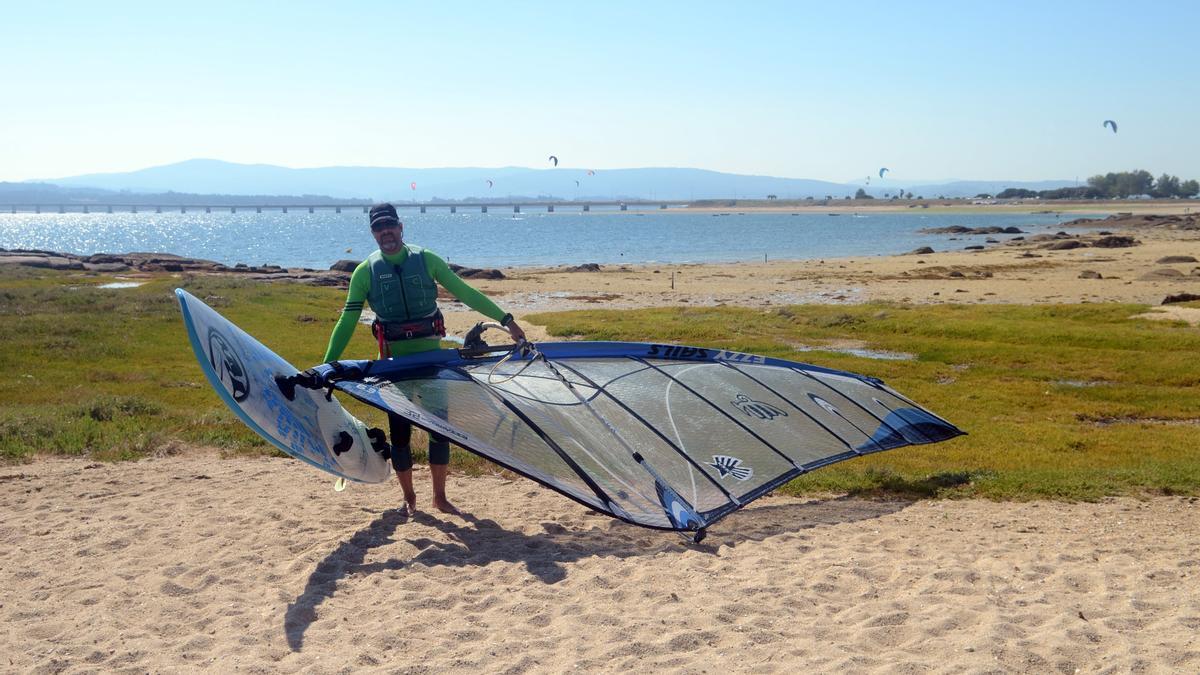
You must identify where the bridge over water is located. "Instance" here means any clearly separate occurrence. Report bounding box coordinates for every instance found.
[4,201,682,215]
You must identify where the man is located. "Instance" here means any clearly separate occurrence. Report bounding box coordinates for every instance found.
[323,202,526,514]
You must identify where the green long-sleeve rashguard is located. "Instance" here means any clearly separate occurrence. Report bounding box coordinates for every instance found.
[322,247,507,362]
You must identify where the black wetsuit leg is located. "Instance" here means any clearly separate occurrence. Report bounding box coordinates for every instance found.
[388,413,449,467]
[428,432,450,465]
[388,413,413,471]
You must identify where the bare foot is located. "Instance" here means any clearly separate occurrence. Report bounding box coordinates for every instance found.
[402,491,418,514]
[432,497,459,514]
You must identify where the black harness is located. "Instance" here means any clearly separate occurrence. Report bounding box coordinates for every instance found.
[371,309,446,342]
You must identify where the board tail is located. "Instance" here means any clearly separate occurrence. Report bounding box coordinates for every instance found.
[175,289,391,483]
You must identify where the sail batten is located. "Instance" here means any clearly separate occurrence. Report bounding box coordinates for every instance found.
[554,359,741,508]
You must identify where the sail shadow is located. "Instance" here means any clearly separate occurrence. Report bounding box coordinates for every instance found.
[284,495,912,651]
[283,507,409,651]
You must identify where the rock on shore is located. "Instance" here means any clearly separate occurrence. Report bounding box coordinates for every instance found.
[0,249,505,287]
[1061,213,1200,230]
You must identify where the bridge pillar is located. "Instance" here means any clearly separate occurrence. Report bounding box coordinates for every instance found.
[335,206,341,214]
[155,206,162,213]
[205,206,211,213]
[231,206,236,213]
[481,205,487,213]
[513,205,520,213]
[256,206,262,213]
[660,203,667,209]
[547,205,554,213]
[450,206,456,214]
[420,205,426,213]
[620,203,627,211]
[180,206,186,213]
[308,206,314,213]
[282,207,288,213]
[583,204,590,212]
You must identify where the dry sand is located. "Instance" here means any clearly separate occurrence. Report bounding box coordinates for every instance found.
[3,456,1198,673]
[4,214,1200,672]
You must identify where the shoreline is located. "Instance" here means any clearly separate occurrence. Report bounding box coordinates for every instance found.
[0,210,1180,274]
[5,211,1199,342]
[1,204,1190,272]
[464,211,1200,332]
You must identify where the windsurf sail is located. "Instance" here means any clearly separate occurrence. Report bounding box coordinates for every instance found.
[297,340,964,538]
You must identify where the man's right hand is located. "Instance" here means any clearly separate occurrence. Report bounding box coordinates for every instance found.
[506,319,527,344]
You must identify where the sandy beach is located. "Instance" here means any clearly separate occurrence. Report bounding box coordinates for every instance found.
[4,210,1200,672]
[3,456,1198,673]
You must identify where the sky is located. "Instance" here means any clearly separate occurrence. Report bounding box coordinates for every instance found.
[3,0,1198,183]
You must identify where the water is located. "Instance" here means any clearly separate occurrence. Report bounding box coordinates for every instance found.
[0,209,1095,269]
[96,281,145,289]
[789,344,916,361]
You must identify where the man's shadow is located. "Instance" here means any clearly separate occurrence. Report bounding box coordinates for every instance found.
[284,495,910,651]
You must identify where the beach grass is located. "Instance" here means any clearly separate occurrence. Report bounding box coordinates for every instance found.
[2,266,1197,500]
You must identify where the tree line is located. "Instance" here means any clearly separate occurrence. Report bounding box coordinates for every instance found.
[997,171,1199,200]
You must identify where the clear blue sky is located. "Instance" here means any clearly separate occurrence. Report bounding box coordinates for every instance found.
[3,0,1197,183]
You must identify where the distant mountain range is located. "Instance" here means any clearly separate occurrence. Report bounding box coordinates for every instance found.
[19,159,1076,201]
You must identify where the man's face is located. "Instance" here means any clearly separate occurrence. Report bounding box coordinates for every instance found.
[371,221,403,254]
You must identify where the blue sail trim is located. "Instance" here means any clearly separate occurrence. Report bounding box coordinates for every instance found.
[319,340,926,386]
[857,408,962,452]
[654,480,704,531]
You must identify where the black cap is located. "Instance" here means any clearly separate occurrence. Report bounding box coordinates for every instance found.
[369,202,400,229]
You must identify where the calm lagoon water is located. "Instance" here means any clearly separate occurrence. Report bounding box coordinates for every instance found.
[0,209,1098,269]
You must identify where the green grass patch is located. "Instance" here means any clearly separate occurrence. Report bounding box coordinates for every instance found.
[0,270,371,459]
[0,268,503,471]
[4,266,1198,501]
